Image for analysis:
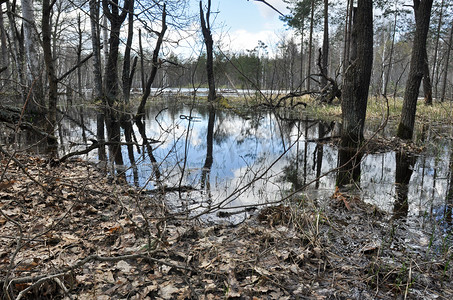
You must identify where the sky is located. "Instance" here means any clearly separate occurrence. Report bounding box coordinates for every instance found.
[184,0,292,56]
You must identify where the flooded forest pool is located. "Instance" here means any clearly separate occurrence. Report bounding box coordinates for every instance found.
[7,97,453,229]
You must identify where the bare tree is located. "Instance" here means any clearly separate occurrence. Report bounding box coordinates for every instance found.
[430,0,445,99]
[0,1,8,80]
[102,0,132,165]
[200,0,216,101]
[136,4,167,117]
[307,0,315,91]
[90,0,107,161]
[102,0,132,104]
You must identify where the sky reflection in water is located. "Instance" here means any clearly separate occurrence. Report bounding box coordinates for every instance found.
[103,99,452,225]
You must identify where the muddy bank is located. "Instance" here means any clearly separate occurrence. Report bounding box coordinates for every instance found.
[0,153,452,299]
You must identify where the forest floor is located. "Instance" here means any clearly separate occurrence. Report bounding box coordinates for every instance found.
[1,152,453,299]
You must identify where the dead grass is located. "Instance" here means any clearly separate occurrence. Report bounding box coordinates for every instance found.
[220,93,453,126]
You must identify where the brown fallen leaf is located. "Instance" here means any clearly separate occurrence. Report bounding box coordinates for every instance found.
[0,180,16,190]
[331,186,351,210]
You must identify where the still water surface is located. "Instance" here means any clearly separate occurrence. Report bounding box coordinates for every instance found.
[54,98,453,227]
[8,97,452,227]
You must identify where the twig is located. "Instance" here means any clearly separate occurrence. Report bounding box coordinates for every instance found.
[1,253,192,287]
[15,273,66,300]
[53,277,73,300]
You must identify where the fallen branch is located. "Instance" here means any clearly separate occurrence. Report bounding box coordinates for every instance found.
[50,140,137,166]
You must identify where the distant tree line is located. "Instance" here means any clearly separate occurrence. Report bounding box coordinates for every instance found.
[0,0,452,158]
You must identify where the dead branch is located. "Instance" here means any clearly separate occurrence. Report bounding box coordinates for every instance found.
[316,48,342,103]
[50,140,137,166]
[57,52,94,82]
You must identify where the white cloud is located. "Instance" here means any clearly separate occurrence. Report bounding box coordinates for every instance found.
[217,29,281,54]
[253,0,289,19]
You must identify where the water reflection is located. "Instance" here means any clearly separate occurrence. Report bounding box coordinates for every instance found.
[393,151,416,220]
[200,105,215,197]
[2,98,452,225]
[337,147,363,188]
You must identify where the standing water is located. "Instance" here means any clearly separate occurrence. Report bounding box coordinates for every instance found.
[4,97,453,227]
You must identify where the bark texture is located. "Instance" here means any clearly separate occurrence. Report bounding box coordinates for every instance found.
[21,0,44,114]
[340,0,373,147]
[397,0,433,140]
[42,0,58,145]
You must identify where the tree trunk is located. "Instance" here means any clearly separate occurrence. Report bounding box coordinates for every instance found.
[102,15,109,78]
[320,0,329,89]
[89,0,106,161]
[200,0,216,102]
[431,0,444,99]
[102,0,130,105]
[90,0,103,98]
[102,0,131,165]
[337,146,363,188]
[307,0,314,91]
[383,12,397,97]
[76,14,83,100]
[0,2,8,77]
[440,20,453,102]
[299,19,304,92]
[342,0,354,78]
[21,0,44,114]
[341,0,373,147]
[136,4,167,117]
[422,47,433,105]
[139,28,145,92]
[5,0,25,95]
[397,0,433,140]
[122,0,135,103]
[42,0,58,146]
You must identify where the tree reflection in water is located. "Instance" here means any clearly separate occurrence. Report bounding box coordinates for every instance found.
[393,151,416,220]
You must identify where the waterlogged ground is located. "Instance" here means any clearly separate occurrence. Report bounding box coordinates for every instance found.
[0,154,452,299]
[1,96,453,298]
[43,98,453,224]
